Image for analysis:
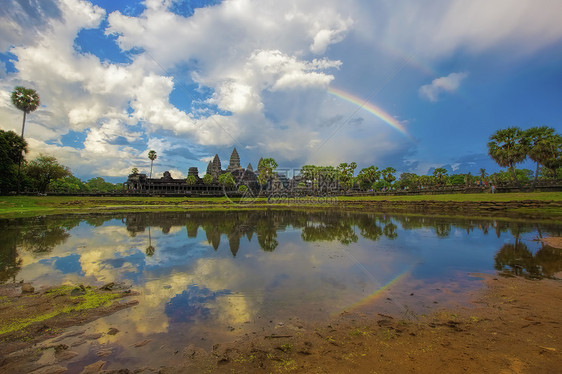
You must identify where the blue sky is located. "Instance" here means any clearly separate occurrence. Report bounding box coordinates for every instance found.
[1,0,561,183]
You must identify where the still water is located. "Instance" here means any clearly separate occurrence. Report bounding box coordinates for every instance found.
[1,210,561,369]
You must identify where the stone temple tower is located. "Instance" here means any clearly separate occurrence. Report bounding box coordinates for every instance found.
[206,154,222,180]
[227,148,241,172]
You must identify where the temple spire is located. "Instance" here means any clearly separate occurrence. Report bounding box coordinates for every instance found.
[227,147,241,171]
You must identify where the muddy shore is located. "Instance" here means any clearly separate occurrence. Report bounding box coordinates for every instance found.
[0,270,560,373]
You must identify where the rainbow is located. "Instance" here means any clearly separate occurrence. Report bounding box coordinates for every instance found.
[335,269,411,316]
[328,87,412,139]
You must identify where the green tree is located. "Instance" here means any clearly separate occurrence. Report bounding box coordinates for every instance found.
[524,126,561,188]
[418,174,434,187]
[238,185,248,192]
[448,174,466,185]
[337,162,357,190]
[490,169,533,184]
[148,150,157,178]
[381,167,396,185]
[11,87,40,138]
[11,87,40,193]
[356,166,381,190]
[479,168,487,180]
[397,172,419,189]
[25,155,71,193]
[49,175,89,193]
[202,174,213,185]
[86,177,118,192]
[257,158,278,187]
[219,172,236,188]
[488,127,527,189]
[432,167,448,185]
[300,165,317,188]
[186,175,197,186]
[0,130,27,194]
[131,167,139,174]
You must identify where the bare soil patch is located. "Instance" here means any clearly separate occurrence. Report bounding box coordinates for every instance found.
[159,274,561,374]
[0,282,138,371]
[540,236,562,249]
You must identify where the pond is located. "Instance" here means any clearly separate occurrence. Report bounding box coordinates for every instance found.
[1,210,561,370]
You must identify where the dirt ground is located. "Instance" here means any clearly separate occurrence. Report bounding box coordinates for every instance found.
[166,273,562,374]
[540,237,562,249]
[0,263,561,373]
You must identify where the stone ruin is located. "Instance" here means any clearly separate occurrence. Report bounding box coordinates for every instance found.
[125,148,258,194]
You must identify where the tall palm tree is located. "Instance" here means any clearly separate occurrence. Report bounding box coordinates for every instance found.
[524,126,561,188]
[11,87,40,194]
[541,134,562,178]
[148,150,157,178]
[11,87,40,138]
[488,127,526,190]
[479,168,487,180]
[432,167,447,185]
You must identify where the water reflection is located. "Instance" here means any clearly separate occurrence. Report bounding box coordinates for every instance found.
[0,211,561,352]
[1,212,561,282]
[495,240,562,278]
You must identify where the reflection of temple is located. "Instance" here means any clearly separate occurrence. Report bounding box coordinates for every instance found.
[121,211,413,255]
[3,212,562,282]
[125,148,258,194]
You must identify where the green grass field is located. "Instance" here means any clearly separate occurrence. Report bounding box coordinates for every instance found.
[0,192,560,219]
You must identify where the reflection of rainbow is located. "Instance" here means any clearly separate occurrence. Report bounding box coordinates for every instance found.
[336,269,411,316]
[328,87,412,140]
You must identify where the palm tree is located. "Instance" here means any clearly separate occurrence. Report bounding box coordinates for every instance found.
[524,126,561,189]
[11,87,40,138]
[488,127,526,190]
[432,167,448,185]
[479,168,487,180]
[257,158,278,188]
[148,150,157,178]
[541,134,562,178]
[11,87,40,193]
[145,226,155,257]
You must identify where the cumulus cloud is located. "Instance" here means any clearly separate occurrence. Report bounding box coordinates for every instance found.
[1,0,560,179]
[419,72,468,102]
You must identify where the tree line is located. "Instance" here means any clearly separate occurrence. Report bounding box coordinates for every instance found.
[2,86,123,194]
[0,132,123,194]
[3,86,560,195]
[298,126,560,192]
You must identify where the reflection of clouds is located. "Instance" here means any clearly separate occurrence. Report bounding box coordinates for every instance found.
[79,245,140,283]
[122,260,257,335]
[115,231,411,336]
[16,212,537,351]
[128,273,190,334]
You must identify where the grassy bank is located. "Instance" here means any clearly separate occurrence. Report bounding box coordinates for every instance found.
[0,192,560,220]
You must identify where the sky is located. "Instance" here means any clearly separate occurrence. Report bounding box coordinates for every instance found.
[1,0,561,183]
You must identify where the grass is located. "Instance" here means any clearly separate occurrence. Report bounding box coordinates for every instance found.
[0,192,560,219]
[0,285,121,336]
[337,191,562,202]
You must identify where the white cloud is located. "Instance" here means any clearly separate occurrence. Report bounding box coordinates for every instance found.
[2,0,560,179]
[419,72,468,102]
[354,0,562,60]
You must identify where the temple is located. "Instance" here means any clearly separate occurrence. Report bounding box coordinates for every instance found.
[125,148,259,194]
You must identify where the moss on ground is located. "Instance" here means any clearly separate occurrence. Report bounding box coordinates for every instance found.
[0,285,121,336]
